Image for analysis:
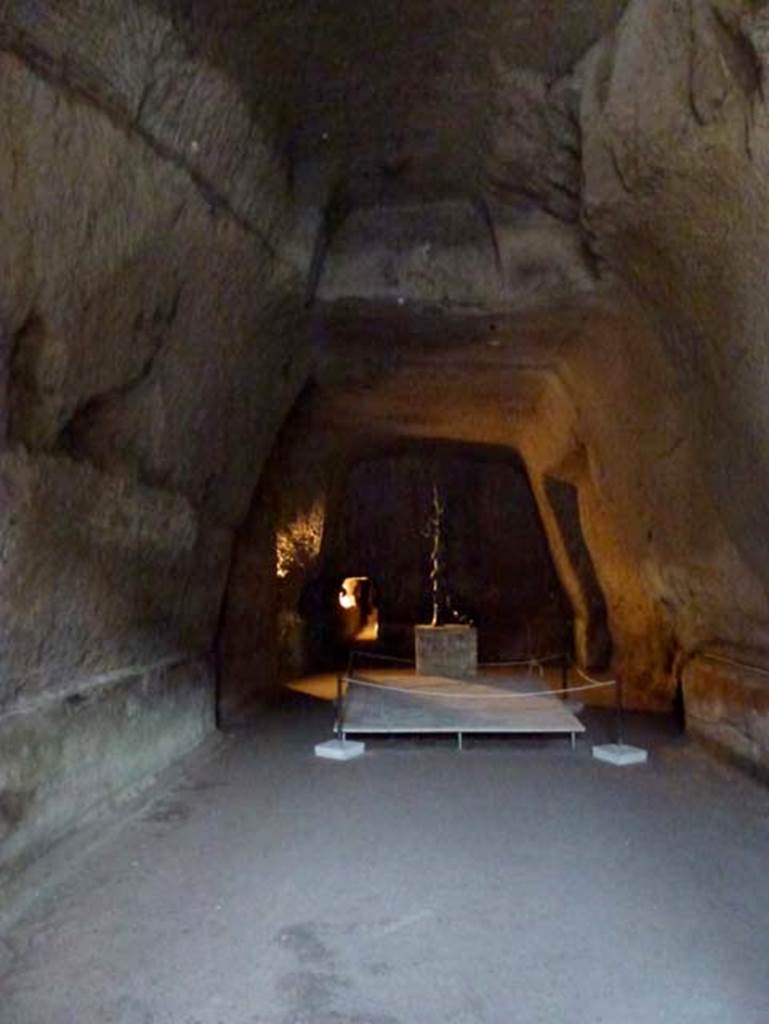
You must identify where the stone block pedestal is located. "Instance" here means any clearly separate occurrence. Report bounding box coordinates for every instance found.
[415,624,478,678]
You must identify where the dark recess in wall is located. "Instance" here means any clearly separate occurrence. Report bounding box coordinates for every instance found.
[308,443,573,666]
[543,475,612,670]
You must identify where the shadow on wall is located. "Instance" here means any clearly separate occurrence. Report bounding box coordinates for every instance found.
[543,475,612,671]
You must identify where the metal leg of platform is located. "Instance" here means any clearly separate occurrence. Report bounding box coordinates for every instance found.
[570,732,576,751]
[457,732,463,752]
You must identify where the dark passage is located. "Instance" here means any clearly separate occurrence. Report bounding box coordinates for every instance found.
[306,445,572,667]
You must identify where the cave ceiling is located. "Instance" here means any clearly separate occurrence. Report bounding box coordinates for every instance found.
[160,0,629,210]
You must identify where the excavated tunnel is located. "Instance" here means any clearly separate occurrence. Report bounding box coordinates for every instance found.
[2,2,769,1021]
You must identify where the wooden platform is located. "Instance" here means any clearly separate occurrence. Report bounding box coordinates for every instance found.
[341,669,585,742]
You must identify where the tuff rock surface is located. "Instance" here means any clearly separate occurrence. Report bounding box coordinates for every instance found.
[3,0,769,896]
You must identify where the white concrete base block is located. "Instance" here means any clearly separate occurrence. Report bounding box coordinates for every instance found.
[314,739,366,761]
[592,743,648,766]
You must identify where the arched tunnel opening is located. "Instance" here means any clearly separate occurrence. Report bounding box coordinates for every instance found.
[336,576,379,641]
[2,3,769,1020]
[321,445,574,666]
[240,440,578,681]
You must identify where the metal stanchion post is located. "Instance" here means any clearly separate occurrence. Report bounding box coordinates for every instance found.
[315,667,365,760]
[335,674,343,742]
[592,673,647,765]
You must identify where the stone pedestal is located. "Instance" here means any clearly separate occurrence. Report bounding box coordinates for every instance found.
[415,624,478,678]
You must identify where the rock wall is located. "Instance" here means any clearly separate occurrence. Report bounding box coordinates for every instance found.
[683,653,769,780]
[305,209,769,720]
[0,5,311,892]
[575,0,769,755]
[217,389,346,717]
[0,656,213,902]
[516,298,769,710]
[5,0,769,889]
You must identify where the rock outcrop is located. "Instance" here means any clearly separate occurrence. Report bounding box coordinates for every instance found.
[0,3,309,894]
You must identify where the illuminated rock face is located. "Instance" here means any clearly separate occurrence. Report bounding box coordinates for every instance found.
[0,5,309,895]
[4,0,769,895]
[219,441,574,711]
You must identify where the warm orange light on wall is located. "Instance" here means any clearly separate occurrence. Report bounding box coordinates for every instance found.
[339,577,362,609]
[339,577,379,639]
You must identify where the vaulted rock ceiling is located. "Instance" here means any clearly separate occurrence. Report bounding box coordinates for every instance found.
[155,0,628,207]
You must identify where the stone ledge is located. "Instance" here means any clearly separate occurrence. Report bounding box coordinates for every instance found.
[682,655,769,780]
[0,656,215,902]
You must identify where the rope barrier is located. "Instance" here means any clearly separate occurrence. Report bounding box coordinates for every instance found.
[351,650,568,669]
[337,652,625,747]
[574,666,617,687]
[477,653,566,668]
[342,674,616,701]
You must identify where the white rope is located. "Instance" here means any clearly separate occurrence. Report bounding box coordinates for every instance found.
[574,666,617,687]
[352,651,567,669]
[478,653,566,668]
[343,674,616,700]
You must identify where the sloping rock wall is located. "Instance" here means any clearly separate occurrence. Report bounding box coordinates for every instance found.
[577,0,769,761]
[0,7,310,892]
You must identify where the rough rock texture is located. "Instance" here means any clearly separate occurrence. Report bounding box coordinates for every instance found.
[0,50,308,522]
[317,203,594,308]
[1,451,226,701]
[0,3,310,895]
[223,280,747,713]
[218,389,350,716]
[543,476,611,669]
[279,0,628,212]
[485,69,581,221]
[6,0,769,907]
[299,297,722,709]
[683,654,769,780]
[574,0,769,754]
[0,656,213,901]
